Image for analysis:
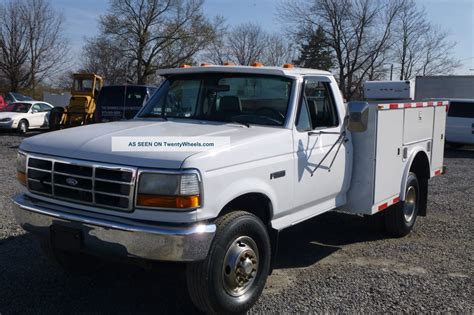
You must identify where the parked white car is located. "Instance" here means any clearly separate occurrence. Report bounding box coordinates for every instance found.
[446,99,474,148]
[0,101,53,133]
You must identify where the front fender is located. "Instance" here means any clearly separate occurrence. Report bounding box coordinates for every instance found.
[199,176,278,222]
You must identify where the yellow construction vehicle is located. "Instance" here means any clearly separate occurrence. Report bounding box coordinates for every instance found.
[49,73,103,129]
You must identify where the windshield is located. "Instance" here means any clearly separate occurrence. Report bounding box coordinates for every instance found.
[4,103,31,113]
[73,78,94,92]
[138,74,293,127]
[10,93,33,101]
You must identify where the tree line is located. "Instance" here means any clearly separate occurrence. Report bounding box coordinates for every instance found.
[0,0,460,100]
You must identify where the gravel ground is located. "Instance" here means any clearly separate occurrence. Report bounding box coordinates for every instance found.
[0,131,472,313]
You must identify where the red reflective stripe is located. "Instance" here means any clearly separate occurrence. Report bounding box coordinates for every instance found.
[427,101,434,106]
[446,105,449,112]
[393,196,400,204]
[389,104,399,109]
[437,101,443,106]
[416,102,423,107]
[378,202,388,211]
[435,169,442,176]
[404,103,412,108]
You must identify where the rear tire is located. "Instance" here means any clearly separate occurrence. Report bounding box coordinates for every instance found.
[17,120,28,134]
[186,211,271,314]
[385,172,419,237]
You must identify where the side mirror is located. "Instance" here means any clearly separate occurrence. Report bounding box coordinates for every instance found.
[347,101,369,132]
[31,109,38,113]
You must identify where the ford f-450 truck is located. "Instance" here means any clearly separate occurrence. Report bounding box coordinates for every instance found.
[12,65,447,314]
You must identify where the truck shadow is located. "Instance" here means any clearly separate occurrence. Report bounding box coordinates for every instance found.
[0,211,382,313]
[444,146,474,159]
[275,211,384,269]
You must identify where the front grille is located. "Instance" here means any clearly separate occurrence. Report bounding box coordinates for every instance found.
[26,155,137,211]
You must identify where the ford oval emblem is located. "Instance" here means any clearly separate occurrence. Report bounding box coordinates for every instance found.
[66,177,78,186]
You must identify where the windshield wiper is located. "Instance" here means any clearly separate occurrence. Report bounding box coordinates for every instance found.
[140,113,167,120]
[229,120,250,128]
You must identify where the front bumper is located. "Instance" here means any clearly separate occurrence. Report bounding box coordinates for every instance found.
[11,194,216,262]
[0,121,14,129]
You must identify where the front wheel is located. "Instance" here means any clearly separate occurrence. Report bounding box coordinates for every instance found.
[186,211,271,314]
[17,120,28,134]
[385,172,419,237]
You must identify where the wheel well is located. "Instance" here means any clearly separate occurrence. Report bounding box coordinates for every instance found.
[409,152,430,216]
[218,193,279,273]
[219,193,273,226]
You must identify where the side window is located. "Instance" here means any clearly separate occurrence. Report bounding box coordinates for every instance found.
[32,104,41,112]
[296,98,312,131]
[39,103,52,111]
[303,79,339,129]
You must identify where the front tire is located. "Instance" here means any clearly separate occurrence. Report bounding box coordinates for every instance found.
[17,120,28,134]
[385,172,419,237]
[186,211,271,314]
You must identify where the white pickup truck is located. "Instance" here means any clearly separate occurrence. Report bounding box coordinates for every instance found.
[12,65,447,314]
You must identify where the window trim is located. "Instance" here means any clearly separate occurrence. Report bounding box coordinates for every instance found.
[295,76,340,132]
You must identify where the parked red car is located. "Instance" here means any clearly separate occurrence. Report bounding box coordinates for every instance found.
[0,96,7,111]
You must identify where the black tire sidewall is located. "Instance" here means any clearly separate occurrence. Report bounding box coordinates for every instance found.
[402,173,419,229]
[18,120,28,134]
[208,214,271,314]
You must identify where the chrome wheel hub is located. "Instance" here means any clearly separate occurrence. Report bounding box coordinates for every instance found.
[403,186,417,222]
[222,236,259,297]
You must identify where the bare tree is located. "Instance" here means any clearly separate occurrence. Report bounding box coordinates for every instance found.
[0,1,29,92]
[227,23,269,66]
[392,1,459,79]
[0,0,70,93]
[81,35,130,85]
[263,35,297,66]
[22,0,69,93]
[100,0,218,84]
[280,0,405,99]
[204,23,290,66]
[201,17,231,65]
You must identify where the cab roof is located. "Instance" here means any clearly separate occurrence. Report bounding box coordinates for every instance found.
[157,65,332,79]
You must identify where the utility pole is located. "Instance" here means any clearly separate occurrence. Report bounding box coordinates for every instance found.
[390,64,394,81]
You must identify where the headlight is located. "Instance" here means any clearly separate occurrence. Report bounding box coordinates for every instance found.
[136,171,201,209]
[0,117,12,122]
[16,151,27,186]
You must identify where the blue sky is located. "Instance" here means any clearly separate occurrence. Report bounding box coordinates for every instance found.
[51,0,474,74]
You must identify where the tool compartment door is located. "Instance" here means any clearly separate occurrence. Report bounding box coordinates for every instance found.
[374,110,404,204]
[431,106,446,172]
[403,107,435,145]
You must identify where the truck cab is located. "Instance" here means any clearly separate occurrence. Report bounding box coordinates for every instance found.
[12,65,447,314]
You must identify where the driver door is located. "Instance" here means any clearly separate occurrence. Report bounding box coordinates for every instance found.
[29,103,44,128]
[292,77,350,219]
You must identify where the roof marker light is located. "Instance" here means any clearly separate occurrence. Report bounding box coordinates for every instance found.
[251,62,264,67]
[179,64,191,68]
[223,61,235,66]
[283,63,294,68]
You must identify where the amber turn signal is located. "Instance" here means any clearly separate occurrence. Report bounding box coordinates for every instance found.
[17,171,26,186]
[251,62,264,67]
[137,194,200,209]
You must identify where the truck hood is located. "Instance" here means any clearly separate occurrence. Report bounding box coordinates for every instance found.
[20,119,289,169]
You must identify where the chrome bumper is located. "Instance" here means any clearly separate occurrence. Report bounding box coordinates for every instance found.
[11,194,216,262]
